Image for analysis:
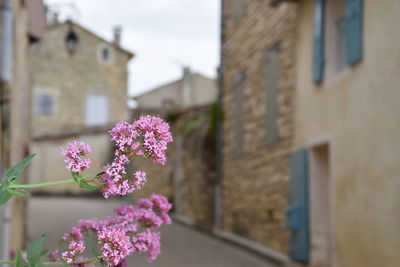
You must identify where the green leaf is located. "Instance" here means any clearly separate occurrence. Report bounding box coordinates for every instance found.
[72,172,99,190]
[71,172,81,182]
[78,180,100,190]
[16,249,26,267]
[0,154,35,207]
[3,154,35,183]
[27,233,48,267]
[0,182,12,207]
[7,186,30,197]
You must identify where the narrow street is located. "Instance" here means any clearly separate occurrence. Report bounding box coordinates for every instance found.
[28,197,275,267]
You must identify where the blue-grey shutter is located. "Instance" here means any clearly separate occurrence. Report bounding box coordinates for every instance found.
[313,0,325,83]
[345,0,363,64]
[264,44,279,144]
[288,148,310,263]
[234,72,244,155]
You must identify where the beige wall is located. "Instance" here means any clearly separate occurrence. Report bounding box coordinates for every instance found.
[29,133,112,194]
[135,73,217,109]
[294,0,400,266]
[135,80,182,109]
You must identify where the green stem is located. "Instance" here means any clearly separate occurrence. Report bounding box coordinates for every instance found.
[0,256,99,266]
[86,258,99,267]
[42,256,99,266]
[0,260,15,264]
[9,179,75,189]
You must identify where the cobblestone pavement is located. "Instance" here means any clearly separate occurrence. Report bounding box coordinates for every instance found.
[28,197,275,267]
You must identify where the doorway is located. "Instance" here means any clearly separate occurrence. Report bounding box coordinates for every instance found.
[309,143,333,267]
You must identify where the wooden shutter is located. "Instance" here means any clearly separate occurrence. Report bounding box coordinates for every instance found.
[234,72,245,156]
[264,44,279,143]
[313,0,325,83]
[345,0,363,65]
[288,148,310,263]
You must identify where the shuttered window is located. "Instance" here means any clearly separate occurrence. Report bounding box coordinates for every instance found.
[288,148,310,263]
[313,0,326,83]
[314,0,363,83]
[234,72,245,156]
[86,95,109,126]
[345,0,363,65]
[36,93,54,115]
[264,44,279,144]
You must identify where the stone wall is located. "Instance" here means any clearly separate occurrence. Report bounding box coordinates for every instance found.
[221,0,297,253]
[132,107,216,230]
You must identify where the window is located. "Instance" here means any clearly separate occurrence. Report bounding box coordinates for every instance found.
[97,44,114,64]
[234,72,245,156]
[264,44,279,144]
[36,93,54,115]
[335,16,347,72]
[101,48,109,61]
[85,95,108,126]
[234,0,245,23]
[325,0,347,76]
[313,0,363,83]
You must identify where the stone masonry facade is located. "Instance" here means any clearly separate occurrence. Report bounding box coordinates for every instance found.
[221,0,297,253]
[30,22,132,134]
[28,21,133,192]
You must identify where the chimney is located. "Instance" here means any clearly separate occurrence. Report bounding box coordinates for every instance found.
[113,26,121,46]
[182,66,193,107]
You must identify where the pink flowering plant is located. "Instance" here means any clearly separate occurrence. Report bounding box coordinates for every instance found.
[0,115,173,267]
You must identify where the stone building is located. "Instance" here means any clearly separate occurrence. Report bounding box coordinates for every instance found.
[133,67,217,110]
[218,0,297,261]
[0,0,46,258]
[28,20,133,193]
[291,0,400,266]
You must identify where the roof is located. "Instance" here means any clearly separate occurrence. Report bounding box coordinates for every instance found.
[132,72,215,99]
[47,21,135,59]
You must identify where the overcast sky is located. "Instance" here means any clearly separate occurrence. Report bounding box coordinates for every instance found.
[44,0,220,97]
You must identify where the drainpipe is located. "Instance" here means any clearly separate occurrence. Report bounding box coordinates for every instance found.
[0,0,13,265]
[214,0,225,231]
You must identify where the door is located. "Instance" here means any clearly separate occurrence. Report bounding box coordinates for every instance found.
[310,143,332,267]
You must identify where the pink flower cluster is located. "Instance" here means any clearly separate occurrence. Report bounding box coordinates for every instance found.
[61,140,92,173]
[98,228,133,266]
[61,241,85,263]
[101,116,172,198]
[133,116,173,165]
[57,194,172,266]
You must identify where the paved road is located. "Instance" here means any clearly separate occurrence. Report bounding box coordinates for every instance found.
[28,197,274,267]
